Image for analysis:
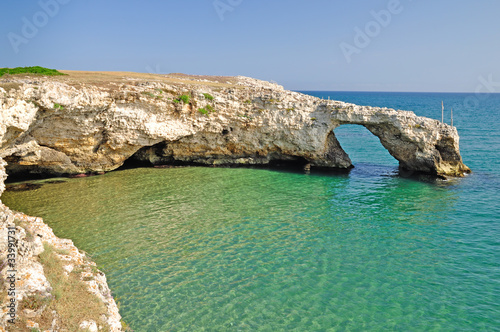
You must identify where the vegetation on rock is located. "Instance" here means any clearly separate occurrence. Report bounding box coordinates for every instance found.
[173,94,191,104]
[198,104,215,115]
[203,93,214,101]
[0,66,65,77]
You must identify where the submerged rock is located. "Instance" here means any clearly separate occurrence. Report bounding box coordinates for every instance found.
[5,182,43,191]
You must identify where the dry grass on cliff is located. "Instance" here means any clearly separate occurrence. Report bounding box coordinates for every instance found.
[54,70,239,90]
[0,70,244,96]
[8,242,109,331]
[0,82,23,93]
[38,242,108,330]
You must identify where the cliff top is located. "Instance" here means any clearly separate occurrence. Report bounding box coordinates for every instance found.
[0,69,284,92]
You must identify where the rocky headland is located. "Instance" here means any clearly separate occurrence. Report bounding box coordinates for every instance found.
[1,71,469,178]
[0,70,470,330]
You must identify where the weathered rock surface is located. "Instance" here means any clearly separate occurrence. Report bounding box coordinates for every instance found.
[0,204,122,331]
[0,72,470,178]
[0,72,126,332]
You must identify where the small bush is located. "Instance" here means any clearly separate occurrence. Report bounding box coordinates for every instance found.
[20,291,52,311]
[174,94,190,104]
[53,103,64,110]
[0,66,65,77]
[198,104,215,116]
[203,93,214,101]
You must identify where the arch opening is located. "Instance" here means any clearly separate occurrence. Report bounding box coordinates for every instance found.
[333,124,399,172]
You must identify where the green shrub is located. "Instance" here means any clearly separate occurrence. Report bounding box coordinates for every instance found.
[0,66,65,77]
[53,103,64,110]
[173,94,190,104]
[198,104,215,115]
[203,93,214,101]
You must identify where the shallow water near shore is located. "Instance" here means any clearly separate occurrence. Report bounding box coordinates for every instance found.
[3,92,499,331]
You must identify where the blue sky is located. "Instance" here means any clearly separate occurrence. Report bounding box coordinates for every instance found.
[1,0,499,92]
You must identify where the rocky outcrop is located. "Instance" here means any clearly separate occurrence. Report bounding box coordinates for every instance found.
[0,205,122,331]
[0,115,122,329]
[0,73,123,332]
[0,73,469,178]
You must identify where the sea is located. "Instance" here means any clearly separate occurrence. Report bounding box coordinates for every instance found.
[2,91,499,331]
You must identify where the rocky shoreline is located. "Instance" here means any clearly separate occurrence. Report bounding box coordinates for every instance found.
[0,203,122,331]
[0,71,470,330]
[1,145,121,331]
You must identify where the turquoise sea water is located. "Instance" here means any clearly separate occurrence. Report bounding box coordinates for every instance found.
[2,92,499,331]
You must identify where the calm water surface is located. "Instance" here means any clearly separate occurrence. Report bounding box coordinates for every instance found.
[3,92,499,331]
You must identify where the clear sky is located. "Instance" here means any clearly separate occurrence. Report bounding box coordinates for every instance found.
[1,0,499,92]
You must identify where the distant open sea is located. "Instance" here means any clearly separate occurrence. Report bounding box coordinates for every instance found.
[3,91,499,331]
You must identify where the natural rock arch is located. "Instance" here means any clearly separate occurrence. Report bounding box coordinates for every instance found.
[0,75,470,180]
[326,106,470,176]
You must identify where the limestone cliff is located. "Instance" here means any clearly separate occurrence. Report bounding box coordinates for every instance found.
[0,71,470,178]
[1,72,125,331]
[0,205,122,331]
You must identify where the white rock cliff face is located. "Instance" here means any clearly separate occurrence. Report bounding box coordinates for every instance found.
[0,74,469,178]
[0,206,122,331]
[0,75,125,331]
